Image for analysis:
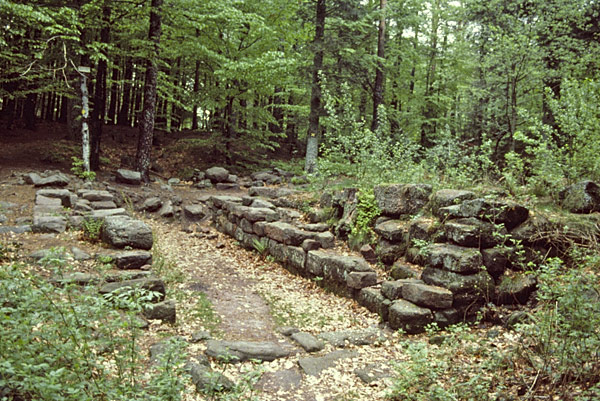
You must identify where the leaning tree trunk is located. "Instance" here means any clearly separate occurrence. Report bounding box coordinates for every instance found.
[305,0,326,174]
[371,0,386,133]
[135,0,162,182]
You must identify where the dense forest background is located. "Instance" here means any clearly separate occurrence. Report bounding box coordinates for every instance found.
[1,0,599,191]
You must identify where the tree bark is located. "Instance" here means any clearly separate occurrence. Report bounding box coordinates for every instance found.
[135,0,162,182]
[371,0,386,133]
[118,58,133,126]
[107,65,119,124]
[90,2,110,171]
[305,0,326,174]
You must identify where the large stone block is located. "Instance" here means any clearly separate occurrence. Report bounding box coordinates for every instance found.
[388,299,433,334]
[373,219,409,242]
[101,216,153,250]
[306,250,372,282]
[263,222,314,246]
[381,279,423,300]
[458,198,528,230]
[401,282,453,309]
[373,183,432,217]
[444,217,506,248]
[559,180,600,213]
[426,243,483,274]
[115,169,141,185]
[358,288,391,321]
[430,189,476,217]
[421,267,495,298]
[346,271,378,289]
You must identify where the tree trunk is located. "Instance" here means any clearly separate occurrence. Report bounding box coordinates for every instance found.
[305,0,326,174]
[107,65,119,124]
[135,0,162,182]
[118,58,133,126]
[23,93,37,131]
[90,2,110,171]
[371,0,386,133]
[192,57,201,130]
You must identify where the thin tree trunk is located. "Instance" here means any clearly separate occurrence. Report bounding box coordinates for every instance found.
[118,58,133,126]
[107,65,119,124]
[135,0,162,182]
[90,1,110,171]
[192,57,200,130]
[305,0,326,174]
[371,0,386,133]
[23,94,37,131]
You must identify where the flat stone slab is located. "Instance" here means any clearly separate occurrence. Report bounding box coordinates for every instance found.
[185,361,234,393]
[205,340,292,363]
[77,189,114,202]
[444,217,505,248]
[318,328,386,348]
[106,250,152,269]
[89,208,128,219]
[32,215,67,233]
[248,187,297,199]
[421,267,495,297]
[264,221,314,246]
[355,362,393,384]
[373,183,432,216]
[91,200,118,210]
[290,332,325,352]
[142,197,162,212]
[34,173,69,187]
[143,299,176,323]
[374,219,408,241]
[183,204,207,221]
[298,350,358,376]
[36,189,74,207]
[0,225,31,234]
[402,282,453,309]
[115,169,141,185]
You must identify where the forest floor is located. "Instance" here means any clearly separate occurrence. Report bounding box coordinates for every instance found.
[0,124,555,400]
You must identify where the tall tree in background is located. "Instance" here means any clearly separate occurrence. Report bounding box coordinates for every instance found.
[371,0,386,132]
[305,0,326,173]
[135,0,162,182]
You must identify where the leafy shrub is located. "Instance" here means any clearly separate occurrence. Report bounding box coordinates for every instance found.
[71,156,96,181]
[348,189,380,250]
[516,257,600,394]
[0,257,186,400]
[81,217,103,242]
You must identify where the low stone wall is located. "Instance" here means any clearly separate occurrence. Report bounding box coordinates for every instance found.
[208,192,466,334]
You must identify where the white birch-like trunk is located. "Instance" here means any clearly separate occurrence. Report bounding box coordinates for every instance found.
[80,75,90,172]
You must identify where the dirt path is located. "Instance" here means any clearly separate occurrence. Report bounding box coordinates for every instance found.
[0,169,404,401]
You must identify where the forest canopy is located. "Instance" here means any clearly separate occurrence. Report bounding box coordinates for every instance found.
[1,0,599,190]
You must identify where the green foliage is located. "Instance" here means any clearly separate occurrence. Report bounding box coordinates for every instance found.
[516,257,600,393]
[71,157,96,181]
[0,259,187,401]
[81,217,103,242]
[348,189,380,250]
[251,238,268,257]
[387,324,509,400]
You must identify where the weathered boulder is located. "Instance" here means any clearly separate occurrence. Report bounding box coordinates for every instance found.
[158,200,174,218]
[381,279,423,300]
[205,167,230,183]
[32,215,67,233]
[210,195,243,209]
[358,288,390,321]
[142,197,162,212]
[430,189,476,216]
[215,183,239,191]
[263,222,314,246]
[36,189,75,207]
[111,250,152,269]
[426,243,483,274]
[248,187,297,199]
[444,217,506,248]
[115,169,141,185]
[306,249,372,281]
[375,238,406,265]
[373,183,432,217]
[249,198,276,209]
[91,200,117,210]
[559,180,600,213]
[183,204,207,221]
[388,299,433,334]
[373,219,408,242]
[433,308,461,328]
[101,216,153,250]
[143,299,176,323]
[34,173,70,187]
[458,198,529,230]
[205,340,291,363]
[78,189,114,202]
[421,267,495,298]
[481,247,510,278]
[401,282,453,309]
[89,208,128,219]
[495,273,537,305]
[251,171,281,185]
[389,261,418,280]
[314,231,335,249]
[346,271,378,289]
